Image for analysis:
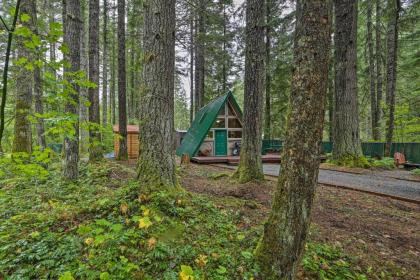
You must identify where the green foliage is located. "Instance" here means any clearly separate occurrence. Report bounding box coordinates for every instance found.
[327,155,371,169]
[0,159,381,279]
[410,168,420,176]
[0,147,55,184]
[302,243,367,280]
[368,157,396,170]
[327,156,396,170]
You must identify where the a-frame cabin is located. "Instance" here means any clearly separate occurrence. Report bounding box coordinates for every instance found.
[176,91,243,158]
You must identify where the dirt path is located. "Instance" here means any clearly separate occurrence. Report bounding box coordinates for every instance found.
[180,164,420,280]
[216,163,420,202]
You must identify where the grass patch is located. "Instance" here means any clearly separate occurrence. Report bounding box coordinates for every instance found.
[0,159,373,279]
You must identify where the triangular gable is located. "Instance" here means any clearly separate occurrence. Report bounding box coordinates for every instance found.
[176,91,242,157]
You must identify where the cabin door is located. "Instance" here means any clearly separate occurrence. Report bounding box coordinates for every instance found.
[214,130,227,156]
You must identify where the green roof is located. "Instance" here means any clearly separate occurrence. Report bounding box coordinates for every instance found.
[176,91,242,157]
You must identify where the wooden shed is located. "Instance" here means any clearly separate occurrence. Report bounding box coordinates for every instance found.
[113,125,139,159]
[176,91,243,158]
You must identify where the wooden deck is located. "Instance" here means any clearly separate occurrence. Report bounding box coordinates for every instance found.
[191,154,281,165]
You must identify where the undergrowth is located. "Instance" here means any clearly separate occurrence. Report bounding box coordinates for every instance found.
[410,168,420,176]
[327,155,395,170]
[0,158,370,279]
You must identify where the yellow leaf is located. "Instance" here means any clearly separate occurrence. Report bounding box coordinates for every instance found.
[195,254,208,268]
[120,203,128,214]
[143,208,150,216]
[138,217,152,229]
[84,237,94,246]
[147,237,157,250]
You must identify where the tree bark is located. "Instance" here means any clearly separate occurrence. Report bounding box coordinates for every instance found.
[137,0,176,188]
[110,5,116,125]
[194,0,205,113]
[0,0,21,152]
[385,0,401,157]
[236,0,266,183]
[264,0,272,140]
[117,0,128,160]
[367,0,378,140]
[88,0,102,160]
[79,0,89,155]
[256,1,331,278]
[62,0,82,180]
[102,0,108,127]
[375,0,383,139]
[13,0,33,153]
[332,0,362,162]
[189,7,194,124]
[28,0,46,150]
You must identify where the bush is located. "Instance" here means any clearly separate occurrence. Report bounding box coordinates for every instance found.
[368,157,396,170]
[411,168,420,176]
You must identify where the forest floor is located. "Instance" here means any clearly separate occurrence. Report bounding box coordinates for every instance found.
[1,159,419,279]
[180,163,420,280]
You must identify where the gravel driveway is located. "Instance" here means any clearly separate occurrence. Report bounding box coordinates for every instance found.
[222,164,420,202]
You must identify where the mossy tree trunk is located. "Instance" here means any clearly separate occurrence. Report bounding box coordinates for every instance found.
[236,0,266,183]
[385,0,401,157]
[117,0,128,160]
[62,0,81,180]
[88,0,102,161]
[137,0,176,189]
[27,0,46,150]
[255,0,331,278]
[13,0,33,154]
[102,0,108,127]
[332,0,362,161]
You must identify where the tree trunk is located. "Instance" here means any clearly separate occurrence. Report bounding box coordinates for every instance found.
[189,7,194,124]
[102,0,108,127]
[0,0,21,152]
[375,0,383,139]
[137,0,176,188]
[264,0,272,140]
[255,1,331,278]
[62,0,82,180]
[332,0,362,162]
[27,0,46,150]
[88,0,102,160]
[130,35,135,120]
[194,0,205,113]
[117,0,128,160]
[110,5,116,125]
[367,0,378,140]
[385,0,401,157]
[13,0,33,154]
[235,0,266,183]
[79,0,89,155]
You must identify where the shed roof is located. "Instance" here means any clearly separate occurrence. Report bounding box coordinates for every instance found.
[113,125,139,134]
[176,91,242,157]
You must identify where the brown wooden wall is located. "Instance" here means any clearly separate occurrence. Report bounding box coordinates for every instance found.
[114,133,139,159]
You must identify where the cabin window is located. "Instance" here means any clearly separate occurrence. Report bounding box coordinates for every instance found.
[228,130,242,139]
[213,118,225,128]
[228,118,242,128]
[206,131,214,139]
